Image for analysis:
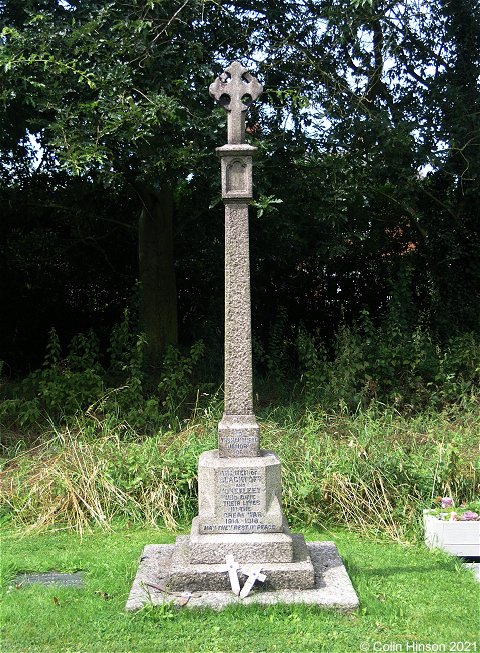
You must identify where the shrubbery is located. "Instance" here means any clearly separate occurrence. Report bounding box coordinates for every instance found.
[0,311,478,539]
[298,310,480,412]
[1,307,478,434]
[0,311,210,433]
[1,404,478,540]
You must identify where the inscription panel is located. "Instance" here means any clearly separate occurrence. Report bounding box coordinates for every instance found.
[218,433,258,457]
[218,415,259,458]
[226,159,247,192]
[201,467,276,533]
[218,149,253,199]
[14,572,84,588]
[197,450,283,535]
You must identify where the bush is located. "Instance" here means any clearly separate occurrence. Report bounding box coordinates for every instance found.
[298,310,480,411]
[0,315,209,434]
[1,308,478,540]
[265,404,479,541]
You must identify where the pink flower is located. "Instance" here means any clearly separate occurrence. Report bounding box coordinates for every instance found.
[460,511,479,521]
[441,497,454,508]
[448,512,458,521]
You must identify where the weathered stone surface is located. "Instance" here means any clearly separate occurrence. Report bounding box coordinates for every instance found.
[217,144,256,200]
[126,63,360,615]
[164,534,314,592]
[13,572,84,588]
[218,415,259,458]
[196,450,283,534]
[219,197,258,458]
[188,516,294,564]
[209,61,263,145]
[125,540,359,612]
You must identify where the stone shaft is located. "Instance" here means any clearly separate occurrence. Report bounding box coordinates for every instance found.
[219,199,259,457]
[227,111,245,145]
[224,201,252,415]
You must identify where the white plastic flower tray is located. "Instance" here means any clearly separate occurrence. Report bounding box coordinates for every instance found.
[423,510,480,557]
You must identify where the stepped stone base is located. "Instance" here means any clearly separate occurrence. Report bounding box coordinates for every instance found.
[168,533,314,591]
[126,540,359,612]
[189,516,294,564]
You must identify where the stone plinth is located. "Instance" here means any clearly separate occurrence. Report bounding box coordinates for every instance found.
[166,534,314,592]
[157,447,317,594]
[196,450,283,535]
[126,541,359,612]
[188,516,294,564]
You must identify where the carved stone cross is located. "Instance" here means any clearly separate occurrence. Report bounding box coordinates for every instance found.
[209,61,263,144]
[207,62,264,460]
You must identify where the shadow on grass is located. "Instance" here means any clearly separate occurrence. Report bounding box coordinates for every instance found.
[346,561,462,577]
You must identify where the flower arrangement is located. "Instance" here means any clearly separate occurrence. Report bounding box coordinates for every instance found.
[424,497,480,556]
[426,496,480,522]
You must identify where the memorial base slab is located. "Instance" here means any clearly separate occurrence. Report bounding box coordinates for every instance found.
[189,516,294,564]
[167,533,314,591]
[126,540,359,612]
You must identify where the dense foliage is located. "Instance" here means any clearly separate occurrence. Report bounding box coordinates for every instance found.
[2,397,479,539]
[1,0,479,400]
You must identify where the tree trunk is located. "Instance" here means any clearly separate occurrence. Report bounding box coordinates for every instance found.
[138,185,178,370]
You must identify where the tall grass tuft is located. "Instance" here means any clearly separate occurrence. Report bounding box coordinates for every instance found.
[1,411,213,534]
[1,402,478,540]
[261,403,479,541]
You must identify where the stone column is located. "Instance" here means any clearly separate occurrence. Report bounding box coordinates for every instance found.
[223,199,254,418]
[180,62,302,564]
[217,144,260,458]
[126,62,358,610]
[127,62,358,610]
[208,61,263,459]
[191,63,286,539]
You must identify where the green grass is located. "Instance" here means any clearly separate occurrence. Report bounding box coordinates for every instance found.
[1,525,479,653]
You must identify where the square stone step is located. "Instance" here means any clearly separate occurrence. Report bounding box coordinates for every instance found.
[126,540,359,612]
[188,516,294,564]
[166,534,315,592]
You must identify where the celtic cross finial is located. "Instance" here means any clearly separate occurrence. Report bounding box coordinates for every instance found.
[209,61,263,144]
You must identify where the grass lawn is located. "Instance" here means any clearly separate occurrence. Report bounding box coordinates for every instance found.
[1,525,479,653]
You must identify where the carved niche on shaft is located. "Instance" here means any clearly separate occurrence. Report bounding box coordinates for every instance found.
[217,144,256,200]
[227,159,247,193]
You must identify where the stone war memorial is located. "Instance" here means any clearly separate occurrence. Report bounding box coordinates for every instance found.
[126,62,358,611]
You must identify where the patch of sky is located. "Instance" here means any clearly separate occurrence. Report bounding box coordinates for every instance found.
[27,132,44,170]
[58,0,76,10]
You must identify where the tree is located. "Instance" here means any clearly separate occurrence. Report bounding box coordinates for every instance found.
[1,0,256,367]
[1,0,478,377]
[249,0,480,338]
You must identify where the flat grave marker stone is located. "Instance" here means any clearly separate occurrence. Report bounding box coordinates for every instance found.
[13,571,84,588]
